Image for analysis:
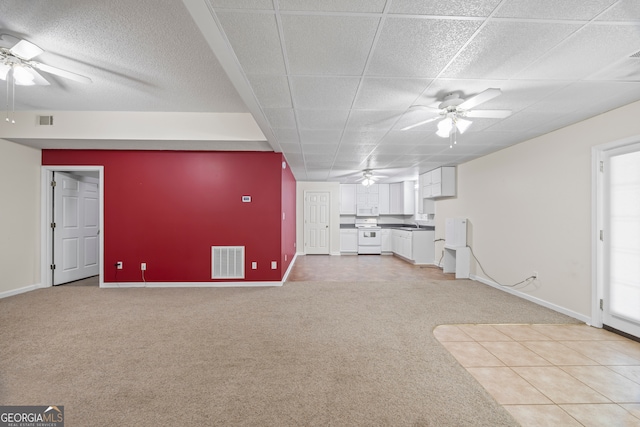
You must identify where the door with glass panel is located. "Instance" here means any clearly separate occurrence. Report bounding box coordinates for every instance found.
[603,143,640,338]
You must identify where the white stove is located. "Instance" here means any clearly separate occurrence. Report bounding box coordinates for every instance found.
[355,218,382,255]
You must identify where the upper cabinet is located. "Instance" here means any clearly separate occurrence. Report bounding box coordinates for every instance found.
[389,181,415,215]
[421,167,456,199]
[340,183,357,215]
[378,183,390,215]
[341,181,414,216]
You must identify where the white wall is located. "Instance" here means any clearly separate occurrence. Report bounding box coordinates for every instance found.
[0,139,42,297]
[436,100,640,320]
[296,182,341,255]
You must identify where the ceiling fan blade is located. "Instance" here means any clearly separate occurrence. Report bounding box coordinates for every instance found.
[401,116,441,131]
[10,39,44,60]
[33,62,92,83]
[28,68,51,86]
[458,88,502,110]
[465,109,512,119]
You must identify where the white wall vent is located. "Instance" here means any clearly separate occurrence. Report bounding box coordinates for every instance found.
[38,115,54,126]
[211,246,245,279]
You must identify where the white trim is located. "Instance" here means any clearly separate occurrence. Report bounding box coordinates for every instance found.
[41,166,105,289]
[100,281,283,288]
[0,283,44,299]
[592,134,640,328]
[471,274,591,324]
[281,253,298,282]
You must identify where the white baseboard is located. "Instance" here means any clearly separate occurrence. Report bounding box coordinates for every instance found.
[281,253,298,282]
[471,274,590,324]
[101,281,284,288]
[0,283,44,299]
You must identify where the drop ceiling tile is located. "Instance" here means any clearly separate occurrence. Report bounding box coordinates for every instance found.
[368,17,482,77]
[299,129,343,144]
[353,77,432,110]
[301,144,339,154]
[517,24,640,80]
[409,143,456,155]
[389,0,502,17]
[341,130,387,145]
[346,110,404,130]
[290,76,360,109]
[460,131,528,146]
[212,0,274,9]
[371,144,415,155]
[495,0,616,20]
[279,0,386,13]
[305,171,331,180]
[284,152,305,167]
[247,75,292,108]
[336,144,378,156]
[524,81,627,114]
[217,12,285,74]
[487,111,559,132]
[296,110,350,130]
[597,0,640,21]
[263,108,297,128]
[281,15,380,75]
[381,130,435,145]
[442,21,582,79]
[279,142,302,153]
[273,128,300,144]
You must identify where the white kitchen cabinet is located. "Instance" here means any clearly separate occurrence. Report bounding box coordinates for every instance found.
[340,184,356,215]
[381,229,392,253]
[340,229,358,253]
[378,183,390,215]
[391,229,435,265]
[389,181,415,215]
[422,167,456,199]
[356,184,379,215]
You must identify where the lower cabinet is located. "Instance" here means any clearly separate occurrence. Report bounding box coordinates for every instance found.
[381,229,392,253]
[391,229,435,264]
[340,229,358,253]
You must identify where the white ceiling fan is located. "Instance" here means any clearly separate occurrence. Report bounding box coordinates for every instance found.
[0,35,92,85]
[401,88,512,146]
[0,35,92,123]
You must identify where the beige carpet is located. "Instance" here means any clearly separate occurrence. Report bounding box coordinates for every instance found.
[0,279,579,426]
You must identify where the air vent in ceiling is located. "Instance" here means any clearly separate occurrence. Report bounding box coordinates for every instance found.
[630,50,640,58]
[38,115,54,126]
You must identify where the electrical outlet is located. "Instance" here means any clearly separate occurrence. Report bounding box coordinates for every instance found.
[533,271,538,279]
[141,263,147,271]
[252,262,257,270]
[271,261,277,270]
[115,261,123,270]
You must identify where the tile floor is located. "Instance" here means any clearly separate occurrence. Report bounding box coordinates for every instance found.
[288,255,640,426]
[434,324,640,426]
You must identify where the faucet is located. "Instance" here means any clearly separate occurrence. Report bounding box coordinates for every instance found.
[414,222,420,228]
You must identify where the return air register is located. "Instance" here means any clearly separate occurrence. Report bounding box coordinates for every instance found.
[211,246,245,279]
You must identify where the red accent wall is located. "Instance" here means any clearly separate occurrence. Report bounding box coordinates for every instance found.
[42,150,296,283]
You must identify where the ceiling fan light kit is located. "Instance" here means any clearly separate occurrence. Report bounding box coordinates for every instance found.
[0,35,92,123]
[402,88,512,147]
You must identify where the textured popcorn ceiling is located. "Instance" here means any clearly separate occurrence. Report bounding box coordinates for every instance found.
[2,0,640,182]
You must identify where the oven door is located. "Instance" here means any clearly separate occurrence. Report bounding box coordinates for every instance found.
[357,228,382,254]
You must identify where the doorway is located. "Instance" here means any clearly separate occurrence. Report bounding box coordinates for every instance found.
[303,191,330,255]
[594,138,640,339]
[41,166,104,288]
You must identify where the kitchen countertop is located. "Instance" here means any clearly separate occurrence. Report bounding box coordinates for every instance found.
[340,224,435,231]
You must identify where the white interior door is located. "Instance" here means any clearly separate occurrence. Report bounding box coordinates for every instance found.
[304,191,330,255]
[602,143,640,338]
[53,172,100,285]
